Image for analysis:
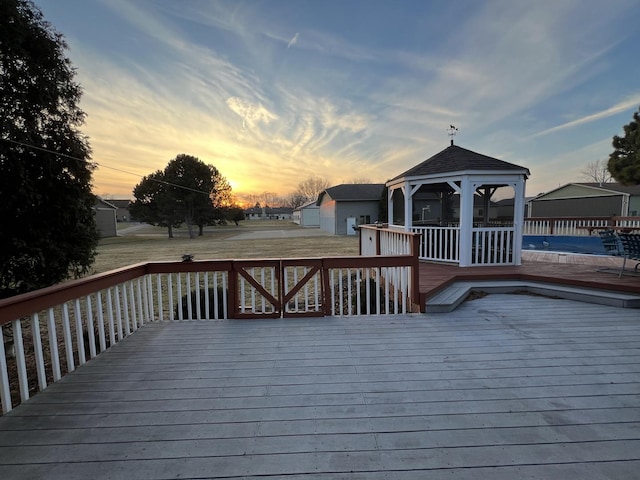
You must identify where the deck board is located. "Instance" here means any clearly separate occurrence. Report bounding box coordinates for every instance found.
[1,294,639,479]
[418,252,640,304]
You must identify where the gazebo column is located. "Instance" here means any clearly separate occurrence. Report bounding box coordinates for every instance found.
[403,182,411,231]
[512,179,526,265]
[458,176,474,267]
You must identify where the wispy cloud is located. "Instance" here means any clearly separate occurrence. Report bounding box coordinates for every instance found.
[44,0,640,199]
[530,96,640,138]
[287,32,299,48]
[225,97,278,129]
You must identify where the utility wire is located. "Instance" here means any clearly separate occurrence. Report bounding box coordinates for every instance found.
[1,137,213,196]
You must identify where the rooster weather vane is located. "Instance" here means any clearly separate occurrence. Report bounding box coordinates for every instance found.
[447,125,459,146]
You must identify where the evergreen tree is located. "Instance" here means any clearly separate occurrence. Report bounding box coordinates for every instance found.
[129,170,183,238]
[608,106,640,185]
[130,154,232,238]
[0,0,99,298]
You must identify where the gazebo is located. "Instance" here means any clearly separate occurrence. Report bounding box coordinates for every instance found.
[386,143,530,266]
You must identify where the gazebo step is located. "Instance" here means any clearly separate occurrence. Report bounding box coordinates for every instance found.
[426,280,640,312]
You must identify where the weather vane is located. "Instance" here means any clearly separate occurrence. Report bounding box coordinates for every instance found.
[447,125,458,146]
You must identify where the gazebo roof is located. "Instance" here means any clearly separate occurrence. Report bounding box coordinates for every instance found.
[390,144,530,182]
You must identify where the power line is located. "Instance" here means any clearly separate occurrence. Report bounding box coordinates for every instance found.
[1,137,212,196]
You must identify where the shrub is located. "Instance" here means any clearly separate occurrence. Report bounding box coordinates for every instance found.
[175,286,226,319]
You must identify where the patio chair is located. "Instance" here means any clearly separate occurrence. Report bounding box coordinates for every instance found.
[617,232,640,278]
[598,229,622,255]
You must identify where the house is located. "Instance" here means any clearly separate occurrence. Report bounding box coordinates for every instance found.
[292,200,320,227]
[108,199,132,222]
[94,197,117,237]
[529,183,640,217]
[317,184,385,235]
[494,197,531,219]
[244,206,293,220]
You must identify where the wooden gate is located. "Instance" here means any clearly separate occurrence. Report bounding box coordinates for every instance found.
[231,259,325,319]
[231,260,281,319]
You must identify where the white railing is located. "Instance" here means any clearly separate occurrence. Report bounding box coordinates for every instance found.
[615,217,640,230]
[325,265,413,316]
[0,256,420,413]
[523,216,640,236]
[471,227,515,265]
[359,224,417,257]
[359,226,379,256]
[523,219,552,235]
[411,226,460,263]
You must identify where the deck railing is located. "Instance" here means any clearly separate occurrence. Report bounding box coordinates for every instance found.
[523,216,640,236]
[0,255,420,413]
[360,224,419,257]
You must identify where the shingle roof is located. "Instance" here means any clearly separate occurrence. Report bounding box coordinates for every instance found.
[317,184,385,205]
[576,183,640,196]
[390,144,529,181]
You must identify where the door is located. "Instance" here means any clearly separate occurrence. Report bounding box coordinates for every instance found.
[347,217,357,236]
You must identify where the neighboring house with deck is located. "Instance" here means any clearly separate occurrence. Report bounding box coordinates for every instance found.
[529,183,640,217]
[317,183,385,235]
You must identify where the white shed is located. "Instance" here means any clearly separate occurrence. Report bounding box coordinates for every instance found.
[292,200,320,227]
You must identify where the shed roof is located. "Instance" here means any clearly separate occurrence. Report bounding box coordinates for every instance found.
[532,182,640,201]
[317,184,385,205]
[576,183,640,196]
[293,200,320,211]
[390,144,529,182]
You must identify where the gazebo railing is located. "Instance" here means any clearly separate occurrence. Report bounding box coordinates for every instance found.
[471,226,515,265]
[363,225,517,266]
[411,226,460,263]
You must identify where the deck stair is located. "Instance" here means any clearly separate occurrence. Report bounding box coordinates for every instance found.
[426,279,640,312]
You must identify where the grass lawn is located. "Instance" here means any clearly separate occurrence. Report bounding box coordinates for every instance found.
[93,221,359,274]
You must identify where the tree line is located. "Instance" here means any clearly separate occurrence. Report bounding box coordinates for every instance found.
[242,176,372,210]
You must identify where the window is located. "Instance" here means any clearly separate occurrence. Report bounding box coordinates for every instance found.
[359,215,371,225]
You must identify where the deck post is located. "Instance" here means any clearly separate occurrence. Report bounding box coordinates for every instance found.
[410,234,423,312]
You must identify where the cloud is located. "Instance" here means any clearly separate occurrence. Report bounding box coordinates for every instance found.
[225,97,278,129]
[287,32,299,48]
[530,95,640,138]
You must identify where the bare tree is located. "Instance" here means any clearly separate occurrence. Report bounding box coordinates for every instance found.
[344,177,372,184]
[258,191,282,207]
[295,176,331,203]
[580,159,612,185]
[283,192,309,209]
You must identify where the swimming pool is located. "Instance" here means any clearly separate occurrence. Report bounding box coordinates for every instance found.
[522,235,606,255]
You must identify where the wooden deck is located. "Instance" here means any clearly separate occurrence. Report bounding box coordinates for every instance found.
[419,251,640,303]
[1,294,639,479]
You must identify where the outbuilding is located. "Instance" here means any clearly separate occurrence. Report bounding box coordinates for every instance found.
[292,200,320,227]
[94,197,118,238]
[529,183,640,217]
[317,184,385,235]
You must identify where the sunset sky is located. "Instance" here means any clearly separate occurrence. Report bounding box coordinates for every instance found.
[34,0,640,202]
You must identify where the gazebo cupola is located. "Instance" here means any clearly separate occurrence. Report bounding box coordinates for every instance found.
[386,144,530,267]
